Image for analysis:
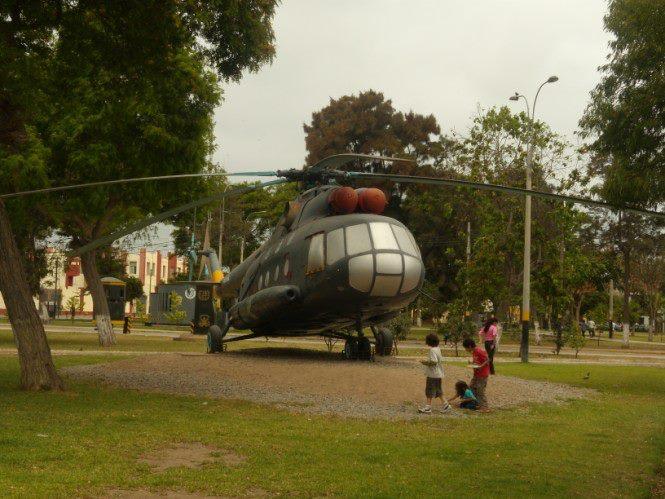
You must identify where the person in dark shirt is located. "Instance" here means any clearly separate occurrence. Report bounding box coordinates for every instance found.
[463,338,490,411]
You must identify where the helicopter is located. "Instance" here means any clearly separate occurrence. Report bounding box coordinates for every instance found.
[210,168,424,359]
[11,153,661,360]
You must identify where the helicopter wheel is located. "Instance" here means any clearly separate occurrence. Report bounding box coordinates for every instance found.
[343,337,358,360]
[358,335,372,360]
[375,328,394,356]
[207,325,224,353]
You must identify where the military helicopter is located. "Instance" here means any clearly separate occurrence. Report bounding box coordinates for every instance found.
[8,153,663,359]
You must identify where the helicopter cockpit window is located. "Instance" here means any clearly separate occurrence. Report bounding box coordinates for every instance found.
[391,224,419,257]
[307,233,325,274]
[345,224,372,255]
[369,222,399,250]
[326,228,345,265]
[283,255,290,277]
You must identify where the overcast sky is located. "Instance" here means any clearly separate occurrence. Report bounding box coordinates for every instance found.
[213,0,611,175]
[140,0,613,252]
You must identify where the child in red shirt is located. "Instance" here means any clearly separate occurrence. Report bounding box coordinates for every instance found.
[463,338,489,411]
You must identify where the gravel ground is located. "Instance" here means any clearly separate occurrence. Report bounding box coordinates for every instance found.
[63,348,593,420]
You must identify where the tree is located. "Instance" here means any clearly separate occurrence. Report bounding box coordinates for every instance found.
[123,276,145,311]
[164,292,187,324]
[0,0,278,388]
[565,323,586,359]
[439,301,475,357]
[453,107,576,324]
[385,312,412,355]
[42,1,277,347]
[171,182,300,269]
[580,0,665,206]
[65,295,79,322]
[0,0,62,388]
[632,240,665,341]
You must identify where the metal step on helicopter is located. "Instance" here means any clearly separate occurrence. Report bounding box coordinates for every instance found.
[6,153,663,360]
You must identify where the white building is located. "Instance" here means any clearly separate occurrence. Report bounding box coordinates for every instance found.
[0,247,186,318]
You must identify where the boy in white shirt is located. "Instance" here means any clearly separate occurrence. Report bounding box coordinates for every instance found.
[418,333,452,414]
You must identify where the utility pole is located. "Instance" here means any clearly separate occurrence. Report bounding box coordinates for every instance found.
[218,196,225,267]
[509,75,559,363]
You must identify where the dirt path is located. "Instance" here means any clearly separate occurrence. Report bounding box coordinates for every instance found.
[64,349,592,420]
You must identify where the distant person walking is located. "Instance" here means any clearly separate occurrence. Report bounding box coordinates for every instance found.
[479,317,498,375]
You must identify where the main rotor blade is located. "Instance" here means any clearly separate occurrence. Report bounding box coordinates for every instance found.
[347,172,665,220]
[307,153,413,172]
[68,178,288,257]
[0,170,278,200]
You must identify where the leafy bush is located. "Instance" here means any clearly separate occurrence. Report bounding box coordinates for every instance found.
[565,323,586,358]
[65,296,79,321]
[164,292,187,324]
[439,315,475,356]
[386,312,412,341]
[385,312,412,354]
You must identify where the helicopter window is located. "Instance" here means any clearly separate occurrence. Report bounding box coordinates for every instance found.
[348,254,373,292]
[391,224,419,257]
[369,222,399,250]
[307,233,325,274]
[371,275,402,297]
[401,255,422,293]
[375,253,402,274]
[326,228,345,265]
[345,224,372,255]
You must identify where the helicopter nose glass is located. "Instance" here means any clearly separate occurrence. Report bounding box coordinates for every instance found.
[345,224,372,255]
[326,227,345,266]
[343,222,423,297]
[369,222,399,250]
[375,253,402,274]
[401,255,422,293]
[349,254,374,292]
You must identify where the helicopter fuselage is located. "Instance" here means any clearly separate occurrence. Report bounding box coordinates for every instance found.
[219,184,424,337]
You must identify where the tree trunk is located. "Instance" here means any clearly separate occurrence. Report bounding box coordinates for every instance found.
[622,249,631,348]
[574,296,582,324]
[0,202,63,390]
[80,250,116,346]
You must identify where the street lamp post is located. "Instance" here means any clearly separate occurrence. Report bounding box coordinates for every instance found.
[509,75,558,363]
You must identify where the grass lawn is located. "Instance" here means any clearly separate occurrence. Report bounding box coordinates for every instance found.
[0,354,663,497]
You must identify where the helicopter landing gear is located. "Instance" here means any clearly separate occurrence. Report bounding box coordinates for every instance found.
[207,325,226,353]
[343,320,373,360]
[372,326,394,356]
[343,336,372,360]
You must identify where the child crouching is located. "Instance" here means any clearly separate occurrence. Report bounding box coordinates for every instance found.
[449,380,478,410]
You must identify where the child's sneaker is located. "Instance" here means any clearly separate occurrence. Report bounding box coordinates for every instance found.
[418,406,432,414]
